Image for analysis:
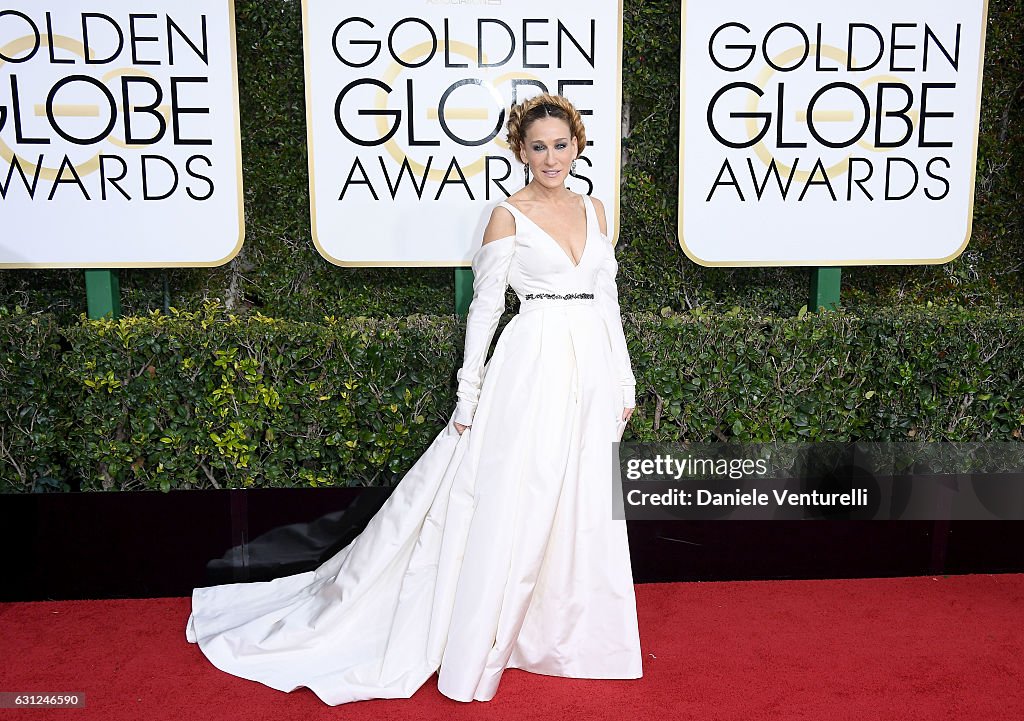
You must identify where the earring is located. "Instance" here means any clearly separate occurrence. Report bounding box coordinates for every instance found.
[571,159,577,175]
[524,163,530,184]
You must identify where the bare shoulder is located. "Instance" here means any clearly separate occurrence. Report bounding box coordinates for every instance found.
[483,203,516,245]
[588,195,609,236]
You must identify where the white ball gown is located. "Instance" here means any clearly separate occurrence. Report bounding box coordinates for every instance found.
[185,192,643,704]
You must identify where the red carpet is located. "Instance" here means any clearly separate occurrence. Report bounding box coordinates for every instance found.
[2,575,1022,720]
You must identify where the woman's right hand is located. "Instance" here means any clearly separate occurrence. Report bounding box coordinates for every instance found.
[454,422,469,435]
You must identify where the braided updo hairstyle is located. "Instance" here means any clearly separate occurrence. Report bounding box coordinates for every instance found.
[506,93,587,162]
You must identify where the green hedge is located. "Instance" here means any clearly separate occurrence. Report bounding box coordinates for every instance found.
[0,0,1021,321]
[3,302,1022,492]
[0,303,461,492]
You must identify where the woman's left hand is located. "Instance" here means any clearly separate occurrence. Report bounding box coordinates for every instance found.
[621,407,634,423]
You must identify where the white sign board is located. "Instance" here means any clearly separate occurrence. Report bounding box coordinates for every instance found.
[0,1,244,268]
[679,0,988,266]
[302,0,624,266]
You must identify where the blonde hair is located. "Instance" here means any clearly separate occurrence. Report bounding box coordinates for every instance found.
[506,93,587,161]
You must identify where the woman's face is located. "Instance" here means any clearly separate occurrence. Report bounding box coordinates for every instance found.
[520,116,578,189]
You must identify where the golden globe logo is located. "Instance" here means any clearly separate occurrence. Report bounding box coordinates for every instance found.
[302,1,623,266]
[326,16,598,201]
[0,3,243,269]
[678,1,989,266]
[0,11,215,202]
[704,22,960,203]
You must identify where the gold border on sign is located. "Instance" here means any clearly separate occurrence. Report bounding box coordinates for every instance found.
[0,0,246,269]
[612,0,623,249]
[676,0,991,267]
[303,0,626,267]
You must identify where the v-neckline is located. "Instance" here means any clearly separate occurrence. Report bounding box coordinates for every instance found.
[504,194,589,269]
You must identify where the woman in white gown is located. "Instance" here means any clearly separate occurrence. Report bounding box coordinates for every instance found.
[185,93,643,705]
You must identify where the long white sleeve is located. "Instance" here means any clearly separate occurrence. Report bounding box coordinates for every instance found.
[451,236,516,427]
[594,234,637,409]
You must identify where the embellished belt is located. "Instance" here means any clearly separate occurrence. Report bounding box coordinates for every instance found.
[519,292,596,313]
[523,292,594,300]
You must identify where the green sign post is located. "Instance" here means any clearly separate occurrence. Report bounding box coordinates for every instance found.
[85,270,122,320]
[455,268,473,317]
[809,267,841,312]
